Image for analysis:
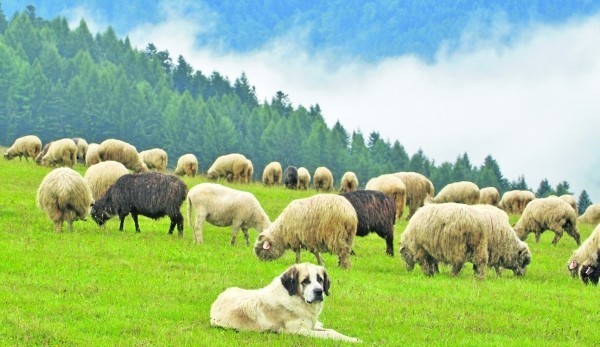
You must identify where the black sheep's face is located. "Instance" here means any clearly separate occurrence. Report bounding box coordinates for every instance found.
[90,204,111,226]
[580,264,600,285]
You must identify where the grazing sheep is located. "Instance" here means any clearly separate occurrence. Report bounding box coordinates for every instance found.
[567,224,600,277]
[579,256,600,285]
[578,204,600,225]
[514,197,581,246]
[139,148,168,172]
[90,172,188,235]
[207,153,250,183]
[72,137,88,163]
[3,135,42,162]
[83,161,129,200]
[473,204,532,277]
[36,167,93,232]
[254,194,358,269]
[559,194,578,215]
[97,139,148,173]
[297,167,311,190]
[187,183,271,245]
[391,172,434,220]
[35,142,52,164]
[36,138,77,168]
[244,159,254,183]
[499,190,535,214]
[399,203,488,278]
[340,190,396,256]
[365,174,407,219]
[313,167,334,192]
[479,187,500,206]
[432,181,480,205]
[340,172,359,192]
[262,161,283,186]
[284,166,299,189]
[174,153,198,177]
[85,143,100,167]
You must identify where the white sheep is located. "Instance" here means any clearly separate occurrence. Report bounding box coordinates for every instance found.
[72,137,89,163]
[254,194,358,269]
[479,187,500,206]
[313,167,334,192]
[365,174,407,219]
[432,181,480,205]
[83,161,129,200]
[567,224,600,277]
[36,138,77,168]
[391,172,434,220]
[340,171,359,192]
[498,190,535,214]
[514,197,581,245]
[559,194,578,215]
[97,139,148,173]
[85,143,100,167]
[207,153,250,183]
[37,167,93,232]
[297,167,311,190]
[174,153,198,177]
[139,148,168,172]
[262,161,283,186]
[578,204,600,225]
[399,203,489,278]
[186,183,271,245]
[3,135,42,162]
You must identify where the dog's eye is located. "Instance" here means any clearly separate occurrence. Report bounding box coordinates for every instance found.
[316,275,323,283]
[301,277,310,285]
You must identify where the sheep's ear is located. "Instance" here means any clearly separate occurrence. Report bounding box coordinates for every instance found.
[569,260,578,270]
[280,266,298,296]
[262,240,271,250]
[322,269,331,296]
[585,266,594,276]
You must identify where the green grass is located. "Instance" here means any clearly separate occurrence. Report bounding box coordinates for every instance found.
[0,155,598,346]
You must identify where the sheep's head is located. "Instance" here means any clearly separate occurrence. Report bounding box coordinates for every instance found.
[254,232,284,261]
[579,263,600,286]
[568,259,580,278]
[399,244,415,272]
[90,201,113,226]
[206,169,218,180]
[512,243,532,277]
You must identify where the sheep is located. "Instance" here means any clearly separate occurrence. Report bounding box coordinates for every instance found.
[207,153,250,183]
[559,194,578,215]
[244,159,254,183]
[72,137,88,163]
[186,183,271,245]
[472,204,532,277]
[90,172,188,235]
[139,148,168,172]
[391,172,434,220]
[499,190,535,214]
[36,138,77,168]
[399,203,489,278]
[262,161,283,186]
[97,139,148,173]
[578,204,600,225]
[35,142,52,164]
[514,197,581,246]
[313,167,334,192]
[579,255,600,285]
[284,166,299,189]
[83,161,129,200]
[340,190,396,256]
[3,135,42,162]
[479,187,500,206]
[297,167,311,190]
[36,167,93,232]
[432,181,480,205]
[340,171,359,192]
[254,194,358,269]
[365,174,407,219]
[567,224,600,277]
[85,143,100,167]
[174,153,198,177]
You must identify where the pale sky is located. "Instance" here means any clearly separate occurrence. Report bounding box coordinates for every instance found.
[66,3,600,201]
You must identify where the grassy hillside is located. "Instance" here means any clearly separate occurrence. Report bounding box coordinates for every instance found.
[0,154,598,346]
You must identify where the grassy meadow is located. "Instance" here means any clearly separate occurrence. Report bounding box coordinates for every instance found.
[0,153,598,346]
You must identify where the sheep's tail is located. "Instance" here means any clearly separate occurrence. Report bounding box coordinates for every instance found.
[187,195,193,227]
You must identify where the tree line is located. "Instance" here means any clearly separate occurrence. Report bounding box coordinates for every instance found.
[0,5,593,212]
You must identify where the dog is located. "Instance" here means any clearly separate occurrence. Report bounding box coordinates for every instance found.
[210,262,360,343]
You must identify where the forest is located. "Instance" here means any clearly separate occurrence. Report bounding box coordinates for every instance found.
[0,4,593,211]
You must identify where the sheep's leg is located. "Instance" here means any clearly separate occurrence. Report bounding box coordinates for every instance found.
[242,228,250,246]
[230,224,240,246]
[385,233,394,256]
[67,220,74,232]
[168,219,176,235]
[294,248,302,263]
[54,220,63,232]
[495,266,502,277]
[535,231,541,243]
[312,251,326,267]
[119,215,126,231]
[451,262,464,277]
[176,213,184,237]
[132,213,141,232]
[551,231,563,245]
[193,213,206,244]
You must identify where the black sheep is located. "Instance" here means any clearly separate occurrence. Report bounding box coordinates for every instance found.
[579,252,600,285]
[90,172,188,235]
[340,190,397,256]
[284,166,298,189]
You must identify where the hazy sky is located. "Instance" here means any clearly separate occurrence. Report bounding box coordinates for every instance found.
[65,3,600,200]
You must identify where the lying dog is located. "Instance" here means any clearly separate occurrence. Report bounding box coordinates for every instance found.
[210,262,360,343]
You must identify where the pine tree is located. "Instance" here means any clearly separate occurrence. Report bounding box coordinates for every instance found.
[535,178,555,198]
[0,2,8,33]
[578,190,592,215]
[555,181,572,196]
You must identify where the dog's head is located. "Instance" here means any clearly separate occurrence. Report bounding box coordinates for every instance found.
[280,263,330,304]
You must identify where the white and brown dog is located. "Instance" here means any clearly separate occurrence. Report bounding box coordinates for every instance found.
[210,262,360,343]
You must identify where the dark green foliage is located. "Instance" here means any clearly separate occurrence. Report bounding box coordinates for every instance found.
[535,178,556,198]
[578,190,592,215]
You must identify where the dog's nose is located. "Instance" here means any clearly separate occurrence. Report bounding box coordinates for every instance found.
[313,288,323,298]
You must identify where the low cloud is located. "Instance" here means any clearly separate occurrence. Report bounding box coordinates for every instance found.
[72,2,600,200]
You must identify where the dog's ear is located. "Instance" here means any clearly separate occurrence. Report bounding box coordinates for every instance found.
[322,269,330,296]
[280,266,299,296]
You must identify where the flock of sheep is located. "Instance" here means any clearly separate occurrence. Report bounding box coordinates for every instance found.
[4,134,600,285]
